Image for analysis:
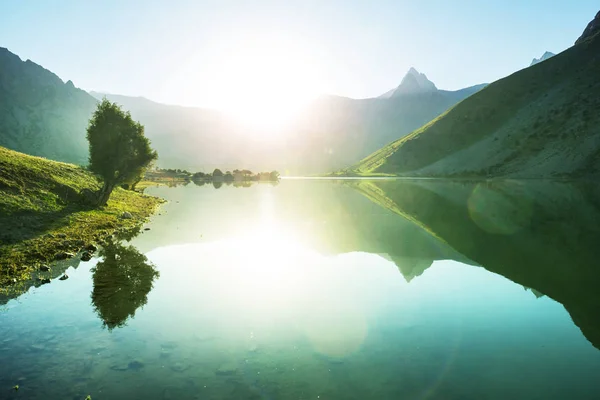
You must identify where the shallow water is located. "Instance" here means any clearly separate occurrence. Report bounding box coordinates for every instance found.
[2,179,600,399]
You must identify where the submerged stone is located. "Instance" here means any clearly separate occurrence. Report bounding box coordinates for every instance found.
[81,251,92,262]
[29,344,45,352]
[110,360,145,371]
[54,251,74,260]
[85,243,98,252]
[59,274,69,281]
[216,363,237,375]
[128,360,145,370]
[170,362,189,372]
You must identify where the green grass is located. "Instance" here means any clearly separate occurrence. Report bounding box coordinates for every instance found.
[0,146,163,287]
[350,28,600,178]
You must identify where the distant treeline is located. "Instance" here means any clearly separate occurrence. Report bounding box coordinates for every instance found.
[145,168,280,182]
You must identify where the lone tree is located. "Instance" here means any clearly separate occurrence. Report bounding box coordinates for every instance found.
[87,99,157,206]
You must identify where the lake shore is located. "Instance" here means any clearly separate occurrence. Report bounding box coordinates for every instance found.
[0,147,164,288]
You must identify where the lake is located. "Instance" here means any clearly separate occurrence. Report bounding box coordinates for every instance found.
[1,179,600,399]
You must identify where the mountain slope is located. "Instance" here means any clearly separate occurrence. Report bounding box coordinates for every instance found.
[0,47,97,164]
[351,12,600,179]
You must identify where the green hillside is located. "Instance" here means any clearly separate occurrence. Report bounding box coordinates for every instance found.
[0,47,97,164]
[0,146,161,286]
[350,13,600,179]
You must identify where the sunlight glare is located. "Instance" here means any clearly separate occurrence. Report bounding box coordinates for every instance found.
[205,36,324,133]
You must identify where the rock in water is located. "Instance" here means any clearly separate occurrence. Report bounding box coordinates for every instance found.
[55,252,75,260]
[81,251,92,262]
[85,243,98,252]
[216,363,237,375]
[59,274,69,281]
[170,362,189,372]
[39,264,50,272]
[128,360,144,370]
[110,360,144,371]
[121,211,133,219]
[38,278,51,285]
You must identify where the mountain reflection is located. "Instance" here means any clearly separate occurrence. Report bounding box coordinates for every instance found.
[348,179,600,350]
[91,240,159,330]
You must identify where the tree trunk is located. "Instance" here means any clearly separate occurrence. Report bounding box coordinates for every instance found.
[97,181,115,207]
[131,177,142,191]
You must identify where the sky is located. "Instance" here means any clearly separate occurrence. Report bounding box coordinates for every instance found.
[1,0,598,109]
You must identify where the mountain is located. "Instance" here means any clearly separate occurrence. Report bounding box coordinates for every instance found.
[350,10,600,179]
[1,47,483,174]
[530,51,555,66]
[379,67,438,98]
[575,10,600,44]
[0,47,97,164]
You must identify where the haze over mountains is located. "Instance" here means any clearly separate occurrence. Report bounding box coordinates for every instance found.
[1,49,486,174]
[352,11,600,179]
[2,9,598,178]
[88,68,488,173]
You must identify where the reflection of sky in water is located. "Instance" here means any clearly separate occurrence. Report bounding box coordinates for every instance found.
[1,181,600,399]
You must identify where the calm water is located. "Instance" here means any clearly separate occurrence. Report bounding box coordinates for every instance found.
[1,179,600,399]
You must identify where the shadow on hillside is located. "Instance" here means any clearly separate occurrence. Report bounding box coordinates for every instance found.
[0,203,98,246]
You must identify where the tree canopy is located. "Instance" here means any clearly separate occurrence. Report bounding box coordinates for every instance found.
[212,168,223,177]
[87,99,157,205]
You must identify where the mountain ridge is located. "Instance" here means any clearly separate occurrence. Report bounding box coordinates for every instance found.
[530,51,555,66]
[350,10,600,179]
[0,47,97,164]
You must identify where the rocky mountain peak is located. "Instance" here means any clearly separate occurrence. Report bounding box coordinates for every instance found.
[576,10,600,44]
[530,51,555,66]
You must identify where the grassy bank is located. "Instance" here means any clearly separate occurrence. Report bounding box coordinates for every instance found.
[0,146,163,287]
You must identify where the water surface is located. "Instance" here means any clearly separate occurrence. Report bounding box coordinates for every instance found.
[2,179,600,399]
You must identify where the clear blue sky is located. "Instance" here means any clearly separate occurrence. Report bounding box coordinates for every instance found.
[1,0,597,107]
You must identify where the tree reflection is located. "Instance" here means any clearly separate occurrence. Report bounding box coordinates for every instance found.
[91,241,159,330]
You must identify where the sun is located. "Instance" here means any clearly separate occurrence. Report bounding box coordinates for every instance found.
[205,36,324,134]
